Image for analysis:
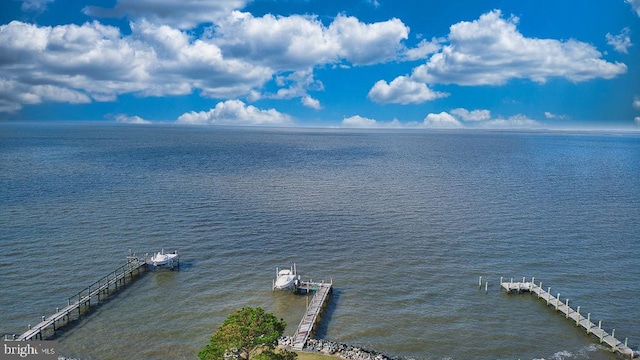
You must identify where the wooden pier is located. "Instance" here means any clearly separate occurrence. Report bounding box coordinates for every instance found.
[6,257,148,341]
[291,280,333,351]
[501,277,638,359]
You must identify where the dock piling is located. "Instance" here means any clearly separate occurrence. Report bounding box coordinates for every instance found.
[547,288,551,304]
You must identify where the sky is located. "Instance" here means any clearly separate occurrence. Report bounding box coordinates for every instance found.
[1,0,640,129]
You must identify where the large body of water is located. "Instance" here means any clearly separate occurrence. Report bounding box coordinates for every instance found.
[1,123,639,360]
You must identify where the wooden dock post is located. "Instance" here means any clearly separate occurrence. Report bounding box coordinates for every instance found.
[598,320,602,342]
[598,322,603,343]
[538,282,542,298]
[547,288,551,304]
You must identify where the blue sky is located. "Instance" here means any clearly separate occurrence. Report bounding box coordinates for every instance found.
[1,0,640,129]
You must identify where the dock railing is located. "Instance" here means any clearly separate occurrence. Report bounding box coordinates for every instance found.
[66,257,146,307]
[7,257,149,341]
[500,277,638,359]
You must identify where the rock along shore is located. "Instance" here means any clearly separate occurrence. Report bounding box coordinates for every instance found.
[279,337,404,360]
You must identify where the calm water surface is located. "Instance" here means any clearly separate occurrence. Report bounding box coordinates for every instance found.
[1,123,639,360]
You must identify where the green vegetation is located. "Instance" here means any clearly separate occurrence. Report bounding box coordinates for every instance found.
[293,352,338,360]
[199,307,297,360]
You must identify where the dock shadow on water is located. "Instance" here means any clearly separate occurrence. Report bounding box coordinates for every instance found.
[48,278,145,340]
[270,284,336,341]
[4,257,185,342]
[313,287,339,340]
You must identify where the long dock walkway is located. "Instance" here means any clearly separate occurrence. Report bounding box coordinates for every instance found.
[291,280,333,351]
[8,257,148,341]
[501,277,637,359]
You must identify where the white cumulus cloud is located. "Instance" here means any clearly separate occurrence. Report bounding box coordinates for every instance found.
[633,97,640,109]
[21,0,54,12]
[368,76,448,104]
[341,110,542,129]
[412,10,627,85]
[423,108,542,129]
[327,15,409,65]
[606,28,633,54]
[479,114,540,129]
[404,37,444,61]
[450,108,491,121]
[422,112,463,129]
[0,20,272,112]
[176,100,293,126]
[544,111,569,120]
[627,0,640,17]
[263,70,324,101]
[342,115,378,127]
[212,12,339,71]
[115,114,151,124]
[301,96,321,110]
[0,79,91,113]
[0,3,416,114]
[341,115,403,128]
[636,117,640,126]
[83,0,248,29]
[212,12,409,70]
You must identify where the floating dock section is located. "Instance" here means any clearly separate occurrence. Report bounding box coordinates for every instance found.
[501,277,638,359]
[5,256,149,341]
[291,280,333,351]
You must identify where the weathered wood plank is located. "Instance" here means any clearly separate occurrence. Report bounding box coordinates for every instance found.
[291,282,332,351]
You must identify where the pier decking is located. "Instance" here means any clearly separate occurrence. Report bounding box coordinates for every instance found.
[501,278,637,359]
[6,257,148,341]
[291,281,333,351]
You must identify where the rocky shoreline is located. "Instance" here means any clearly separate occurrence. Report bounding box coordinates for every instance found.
[279,337,402,360]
